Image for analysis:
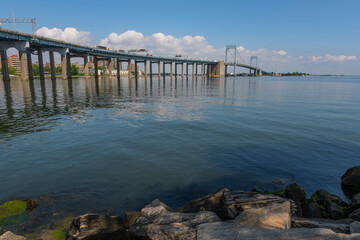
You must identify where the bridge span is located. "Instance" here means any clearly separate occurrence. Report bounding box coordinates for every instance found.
[0,28,262,81]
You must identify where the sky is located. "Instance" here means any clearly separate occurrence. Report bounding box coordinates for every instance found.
[1,0,359,74]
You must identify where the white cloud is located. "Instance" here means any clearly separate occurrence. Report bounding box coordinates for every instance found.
[311,54,358,62]
[36,27,92,45]
[33,26,360,74]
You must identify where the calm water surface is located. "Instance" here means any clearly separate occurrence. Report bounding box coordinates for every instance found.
[0,76,360,229]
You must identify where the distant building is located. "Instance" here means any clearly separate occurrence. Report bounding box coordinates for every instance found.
[5,54,25,74]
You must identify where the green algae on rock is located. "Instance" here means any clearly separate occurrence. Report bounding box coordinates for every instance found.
[0,200,27,220]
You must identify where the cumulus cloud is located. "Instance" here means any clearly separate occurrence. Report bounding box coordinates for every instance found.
[36,27,92,45]
[99,30,219,60]
[311,54,358,62]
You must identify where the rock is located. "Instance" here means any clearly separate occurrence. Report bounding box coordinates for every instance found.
[284,183,306,216]
[177,188,230,219]
[349,193,360,211]
[311,189,347,219]
[220,190,297,219]
[285,183,306,204]
[350,221,360,234]
[67,213,132,240]
[302,202,323,218]
[349,208,360,221]
[291,217,356,234]
[129,199,220,240]
[233,201,291,230]
[0,229,4,236]
[341,166,360,198]
[197,222,360,240]
[124,211,141,228]
[0,231,25,240]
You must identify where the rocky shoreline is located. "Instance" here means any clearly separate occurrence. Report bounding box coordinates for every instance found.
[1,166,360,240]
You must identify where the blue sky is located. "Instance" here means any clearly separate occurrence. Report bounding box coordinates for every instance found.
[1,0,359,74]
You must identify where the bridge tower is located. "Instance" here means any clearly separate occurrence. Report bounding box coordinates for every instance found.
[250,56,258,76]
[225,45,237,76]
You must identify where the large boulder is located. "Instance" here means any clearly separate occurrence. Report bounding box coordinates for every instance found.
[284,183,306,217]
[302,202,323,218]
[220,191,297,219]
[197,222,360,240]
[291,217,356,234]
[129,199,220,240]
[177,188,230,219]
[341,166,360,198]
[232,201,291,230]
[67,213,132,240]
[311,189,348,219]
[0,231,25,240]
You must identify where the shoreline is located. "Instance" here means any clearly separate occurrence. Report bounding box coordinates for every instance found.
[1,166,360,240]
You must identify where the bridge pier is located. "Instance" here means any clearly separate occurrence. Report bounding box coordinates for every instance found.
[38,50,45,81]
[49,51,56,81]
[201,64,204,77]
[128,59,131,78]
[26,53,34,81]
[192,63,195,78]
[0,50,10,81]
[135,60,138,79]
[94,57,98,80]
[108,58,113,79]
[158,62,161,78]
[182,63,184,78]
[66,53,72,80]
[144,61,147,78]
[116,59,120,80]
[84,56,89,79]
[175,63,177,77]
[19,51,28,81]
[150,61,153,77]
[61,54,67,80]
[212,61,225,77]
[170,62,173,78]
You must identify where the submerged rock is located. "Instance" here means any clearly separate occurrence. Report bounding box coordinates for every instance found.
[341,166,360,198]
[291,217,356,234]
[129,199,220,240]
[68,213,132,240]
[232,201,291,230]
[220,190,297,219]
[197,222,360,240]
[177,188,230,219]
[0,231,25,240]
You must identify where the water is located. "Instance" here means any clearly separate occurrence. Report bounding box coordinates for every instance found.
[0,76,360,229]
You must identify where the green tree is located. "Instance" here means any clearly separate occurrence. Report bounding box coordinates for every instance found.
[44,65,51,73]
[71,64,79,76]
[55,66,62,75]
[32,64,39,76]
[8,66,18,75]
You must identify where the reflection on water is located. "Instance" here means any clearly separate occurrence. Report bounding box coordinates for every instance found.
[0,75,360,232]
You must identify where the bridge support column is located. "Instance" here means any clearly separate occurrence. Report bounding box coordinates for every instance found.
[19,51,28,81]
[144,61,147,78]
[175,63,177,77]
[38,50,45,81]
[61,55,67,80]
[213,61,225,77]
[208,64,212,77]
[84,56,89,79]
[134,60,138,79]
[192,63,195,78]
[94,57,99,80]
[182,63,184,78]
[163,62,166,79]
[170,62,173,78]
[158,62,161,78]
[116,59,120,80]
[108,58,113,79]
[150,61,153,77]
[49,51,56,81]
[0,50,10,81]
[66,53,72,80]
[128,59,132,78]
[201,64,204,77]
[26,53,34,81]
